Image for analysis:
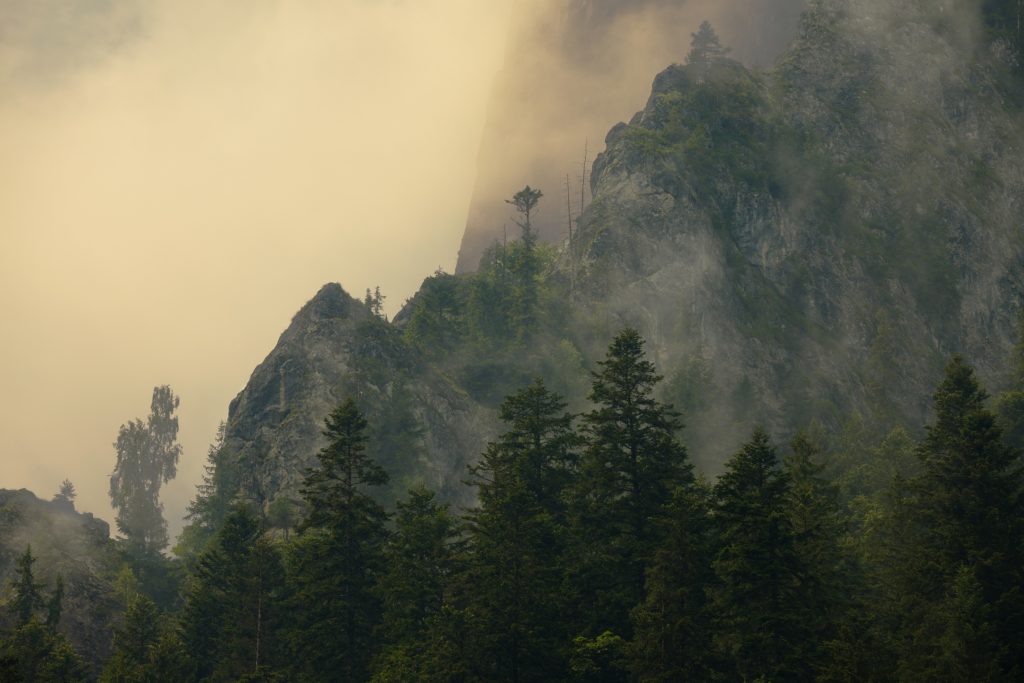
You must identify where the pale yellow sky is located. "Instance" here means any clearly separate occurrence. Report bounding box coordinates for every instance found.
[0,0,514,535]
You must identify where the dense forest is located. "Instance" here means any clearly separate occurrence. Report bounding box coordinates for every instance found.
[3,320,1024,681]
[4,1,1024,679]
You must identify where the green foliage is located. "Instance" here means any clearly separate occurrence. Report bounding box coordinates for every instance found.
[11,546,44,627]
[572,328,694,635]
[0,620,89,683]
[463,379,579,681]
[109,386,182,557]
[710,429,805,681]
[290,398,390,681]
[177,423,240,560]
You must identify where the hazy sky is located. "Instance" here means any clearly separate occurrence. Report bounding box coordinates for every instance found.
[0,0,513,535]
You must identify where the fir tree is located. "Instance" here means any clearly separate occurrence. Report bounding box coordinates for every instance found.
[45,577,64,630]
[464,379,579,682]
[572,328,693,636]
[505,186,543,341]
[900,356,1024,676]
[12,546,44,626]
[628,482,714,682]
[290,398,390,682]
[710,429,804,681]
[687,21,730,80]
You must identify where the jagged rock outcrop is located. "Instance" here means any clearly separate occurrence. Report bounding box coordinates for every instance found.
[0,489,120,672]
[568,0,1024,458]
[456,0,806,273]
[224,283,495,508]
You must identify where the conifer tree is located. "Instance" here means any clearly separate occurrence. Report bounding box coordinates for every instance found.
[899,356,1024,675]
[290,398,390,682]
[687,21,730,80]
[179,504,286,680]
[45,577,64,630]
[628,482,714,682]
[784,432,850,677]
[710,429,804,681]
[373,486,461,677]
[464,378,579,682]
[506,186,543,340]
[12,546,44,626]
[572,329,693,636]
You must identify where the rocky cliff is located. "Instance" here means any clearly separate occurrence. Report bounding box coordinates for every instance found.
[569,0,1024,455]
[456,0,807,273]
[220,0,1023,510]
[223,283,495,510]
[0,489,120,672]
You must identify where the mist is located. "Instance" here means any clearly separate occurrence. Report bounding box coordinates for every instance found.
[0,0,513,537]
[456,0,806,272]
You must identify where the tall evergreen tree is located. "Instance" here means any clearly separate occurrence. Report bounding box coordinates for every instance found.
[109,386,181,556]
[179,504,286,681]
[687,21,730,80]
[290,398,390,682]
[373,486,461,679]
[710,429,804,681]
[506,186,543,340]
[899,356,1024,676]
[628,482,714,682]
[464,378,579,682]
[11,546,44,627]
[572,328,693,636]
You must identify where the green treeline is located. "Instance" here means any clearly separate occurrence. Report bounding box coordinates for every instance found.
[8,327,1022,682]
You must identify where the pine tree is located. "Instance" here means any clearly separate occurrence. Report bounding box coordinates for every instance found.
[52,480,76,510]
[373,486,461,678]
[290,398,390,681]
[899,356,1024,676]
[572,329,694,636]
[686,21,730,80]
[102,594,161,681]
[45,577,64,630]
[710,429,803,681]
[784,432,850,678]
[12,546,44,626]
[0,620,89,683]
[463,378,579,682]
[177,422,240,559]
[628,482,714,682]
[505,186,543,341]
[179,504,286,680]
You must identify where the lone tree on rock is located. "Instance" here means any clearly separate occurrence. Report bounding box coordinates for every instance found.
[687,21,730,80]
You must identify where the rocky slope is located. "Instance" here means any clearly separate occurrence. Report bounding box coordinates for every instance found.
[456,0,806,273]
[221,0,1023,509]
[222,283,495,509]
[569,0,1024,454]
[0,489,120,672]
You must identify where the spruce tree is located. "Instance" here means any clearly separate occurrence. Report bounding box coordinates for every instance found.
[464,378,579,682]
[179,504,286,680]
[687,21,730,80]
[628,482,714,682]
[899,356,1024,676]
[710,429,803,681]
[506,186,543,340]
[45,577,64,630]
[373,486,461,677]
[12,546,44,626]
[290,398,390,682]
[572,328,693,637]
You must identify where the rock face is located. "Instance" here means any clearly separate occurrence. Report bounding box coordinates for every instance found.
[0,489,119,672]
[569,0,1024,458]
[223,0,1023,504]
[455,0,807,273]
[224,283,495,508]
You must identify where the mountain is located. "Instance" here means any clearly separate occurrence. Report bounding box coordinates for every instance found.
[0,489,120,672]
[218,0,1023,511]
[456,0,807,273]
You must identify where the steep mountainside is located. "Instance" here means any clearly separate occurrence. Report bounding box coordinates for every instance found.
[220,0,1023,511]
[457,0,806,273]
[570,0,1024,453]
[222,284,494,509]
[0,489,120,672]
